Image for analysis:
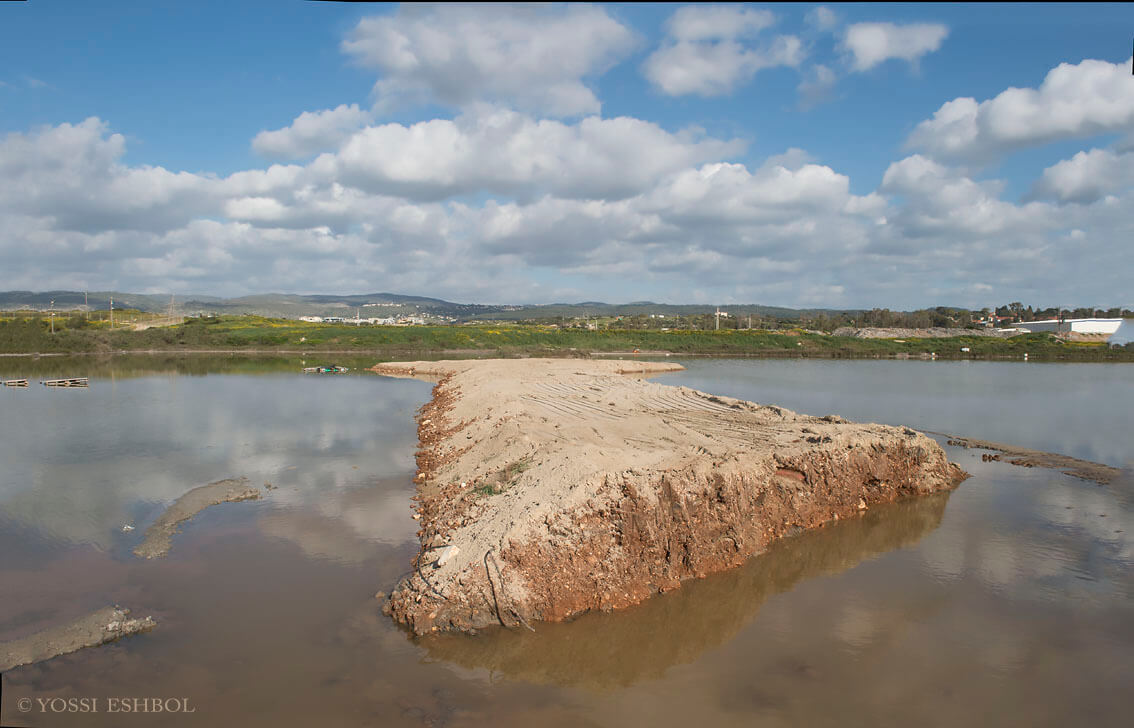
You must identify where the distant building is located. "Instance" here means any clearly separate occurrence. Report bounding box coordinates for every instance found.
[1107,319,1133,346]
[299,316,323,323]
[1015,318,1123,335]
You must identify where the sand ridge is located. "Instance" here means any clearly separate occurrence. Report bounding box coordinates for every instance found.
[133,477,261,559]
[0,607,155,672]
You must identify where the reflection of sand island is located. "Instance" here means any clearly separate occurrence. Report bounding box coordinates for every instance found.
[371,359,966,635]
[421,491,951,688]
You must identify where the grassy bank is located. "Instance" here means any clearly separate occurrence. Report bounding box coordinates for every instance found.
[1,315,1131,361]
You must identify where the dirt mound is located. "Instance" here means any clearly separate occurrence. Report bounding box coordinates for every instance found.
[832,326,1022,339]
[372,359,966,635]
[418,491,951,687]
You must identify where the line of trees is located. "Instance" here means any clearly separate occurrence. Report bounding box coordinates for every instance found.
[550,303,1133,333]
[990,303,1132,322]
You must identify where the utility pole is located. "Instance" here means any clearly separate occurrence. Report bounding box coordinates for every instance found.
[49,299,55,334]
[715,307,721,330]
[109,297,113,329]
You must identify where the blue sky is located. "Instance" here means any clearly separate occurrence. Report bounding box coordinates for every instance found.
[1,2,1132,308]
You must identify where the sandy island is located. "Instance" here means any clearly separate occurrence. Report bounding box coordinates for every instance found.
[133,477,261,559]
[371,359,967,635]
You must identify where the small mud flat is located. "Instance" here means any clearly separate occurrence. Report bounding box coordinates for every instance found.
[134,477,261,559]
[0,607,155,672]
[939,435,1122,485]
[373,359,967,636]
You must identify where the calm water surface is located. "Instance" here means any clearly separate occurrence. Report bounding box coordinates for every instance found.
[0,356,1131,727]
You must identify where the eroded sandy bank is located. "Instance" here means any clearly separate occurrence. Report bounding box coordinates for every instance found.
[372,359,967,635]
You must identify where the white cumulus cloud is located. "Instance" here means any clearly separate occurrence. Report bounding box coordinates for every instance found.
[1029,148,1134,204]
[841,22,948,72]
[797,63,838,109]
[252,104,373,160]
[880,154,1047,238]
[644,5,803,97]
[665,4,775,41]
[0,117,218,234]
[806,6,838,32]
[318,107,744,202]
[907,56,1134,162]
[341,4,635,117]
[3,111,1134,310]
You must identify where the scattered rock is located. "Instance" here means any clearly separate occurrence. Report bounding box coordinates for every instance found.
[435,545,460,567]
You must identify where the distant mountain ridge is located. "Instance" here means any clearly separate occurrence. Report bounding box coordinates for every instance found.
[0,290,504,319]
[0,290,855,321]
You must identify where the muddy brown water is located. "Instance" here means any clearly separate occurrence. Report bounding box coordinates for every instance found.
[1,356,1131,727]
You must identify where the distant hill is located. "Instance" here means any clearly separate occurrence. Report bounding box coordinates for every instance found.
[0,290,856,322]
[0,290,512,320]
[174,292,512,320]
[0,290,189,313]
[470,301,855,321]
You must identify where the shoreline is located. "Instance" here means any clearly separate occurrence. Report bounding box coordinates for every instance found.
[1,347,1130,363]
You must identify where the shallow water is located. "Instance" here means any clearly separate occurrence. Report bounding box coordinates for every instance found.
[663,358,1134,468]
[1,356,1131,727]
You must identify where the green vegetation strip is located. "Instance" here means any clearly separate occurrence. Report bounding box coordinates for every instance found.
[0,314,1130,361]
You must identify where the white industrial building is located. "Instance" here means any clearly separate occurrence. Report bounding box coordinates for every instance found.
[1108,320,1133,346]
[1015,318,1124,335]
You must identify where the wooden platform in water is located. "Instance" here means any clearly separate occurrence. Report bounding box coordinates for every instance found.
[2,379,29,387]
[41,378,89,388]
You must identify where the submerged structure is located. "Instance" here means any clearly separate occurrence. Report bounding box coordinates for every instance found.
[373,359,967,635]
